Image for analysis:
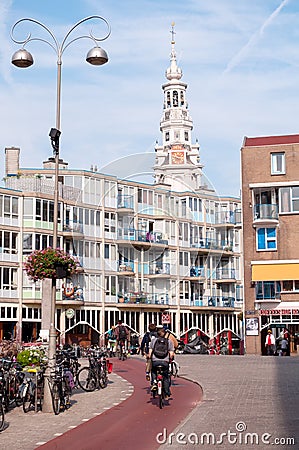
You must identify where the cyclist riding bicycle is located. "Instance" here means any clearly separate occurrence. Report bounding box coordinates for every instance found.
[148,325,174,400]
[115,320,130,355]
[140,323,158,381]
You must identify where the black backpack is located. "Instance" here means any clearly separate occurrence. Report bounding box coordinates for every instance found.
[144,331,157,353]
[153,336,169,359]
[118,326,127,340]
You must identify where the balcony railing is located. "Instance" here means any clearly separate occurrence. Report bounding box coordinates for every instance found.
[189,296,237,307]
[214,268,237,280]
[190,237,233,251]
[190,266,205,277]
[117,194,134,209]
[215,210,241,225]
[118,261,134,273]
[118,292,169,305]
[148,263,170,275]
[117,228,168,244]
[254,204,278,220]
[63,221,84,234]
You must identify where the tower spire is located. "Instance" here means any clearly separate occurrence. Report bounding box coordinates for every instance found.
[166,22,182,81]
[154,23,203,191]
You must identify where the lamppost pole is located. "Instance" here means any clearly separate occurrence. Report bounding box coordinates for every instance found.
[11,15,111,413]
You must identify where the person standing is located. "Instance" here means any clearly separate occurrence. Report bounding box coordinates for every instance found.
[265,330,275,355]
[280,337,288,356]
[107,325,117,357]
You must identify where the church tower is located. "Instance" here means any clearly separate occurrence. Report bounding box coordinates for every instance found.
[154,23,204,192]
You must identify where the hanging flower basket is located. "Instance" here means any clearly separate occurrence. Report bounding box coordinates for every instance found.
[24,247,79,281]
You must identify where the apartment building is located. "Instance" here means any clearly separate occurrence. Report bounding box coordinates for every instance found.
[241,134,299,355]
[0,28,243,347]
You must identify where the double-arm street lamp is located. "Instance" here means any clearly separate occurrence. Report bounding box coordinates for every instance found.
[11,15,111,412]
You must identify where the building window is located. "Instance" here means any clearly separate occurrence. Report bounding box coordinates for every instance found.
[165,132,170,142]
[257,227,277,250]
[256,281,281,300]
[282,280,299,291]
[271,152,285,175]
[280,186,299,213]
[184,132,188,141]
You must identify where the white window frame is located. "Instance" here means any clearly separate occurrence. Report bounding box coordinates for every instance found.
[271,152,285,175]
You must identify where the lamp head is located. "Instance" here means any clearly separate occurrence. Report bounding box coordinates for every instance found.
[49,128,61,140]
[86,46,108,66]
[11,48,34,68]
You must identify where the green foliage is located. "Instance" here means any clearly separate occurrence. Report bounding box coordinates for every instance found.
[17,347,47,368]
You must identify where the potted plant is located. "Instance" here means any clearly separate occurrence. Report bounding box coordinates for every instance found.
[24,247,79,281]
[17,346,47,370]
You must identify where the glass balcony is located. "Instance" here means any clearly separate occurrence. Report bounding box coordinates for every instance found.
[118,292,169,305]
[190,237,233,251]
[254,204,278,220]
[189,296,236,307]
[148,263,170,275]
[215,210,240,225]
[189,266,205,277]
[117,194,134,209]
[63,221,83,234]
[214,268,237,280]
[118,261,134,273]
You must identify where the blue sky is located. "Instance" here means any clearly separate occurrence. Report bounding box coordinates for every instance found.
[1,0,299,196]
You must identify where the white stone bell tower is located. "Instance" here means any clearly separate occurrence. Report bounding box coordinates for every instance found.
[154,23,204,192]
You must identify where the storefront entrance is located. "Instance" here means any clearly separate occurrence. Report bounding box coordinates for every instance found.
[261,322,299,356]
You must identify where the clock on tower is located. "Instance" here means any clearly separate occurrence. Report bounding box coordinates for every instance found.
[171,151,184,164]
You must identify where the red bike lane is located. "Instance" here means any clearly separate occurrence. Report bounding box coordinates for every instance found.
[38,357,202,450]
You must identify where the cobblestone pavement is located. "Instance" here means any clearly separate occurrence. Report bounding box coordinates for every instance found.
[159,354,299,450]
[1,355,299,450]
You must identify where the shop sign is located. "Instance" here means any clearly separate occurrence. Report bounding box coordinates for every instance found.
[260,309,299,315]
[162,313,171,324]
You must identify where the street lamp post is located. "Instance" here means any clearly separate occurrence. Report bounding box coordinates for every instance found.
[11,16,111,412]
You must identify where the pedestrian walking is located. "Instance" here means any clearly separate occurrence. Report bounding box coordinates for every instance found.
[265,329,275,355]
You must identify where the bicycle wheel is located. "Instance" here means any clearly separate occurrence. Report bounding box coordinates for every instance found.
[77,367,97,392]
[0,402,5,432]
[15,375,24,407]
[63,379,71,409]
[22,385,33,413]
[51,382,61,415]
[98,367,108,389]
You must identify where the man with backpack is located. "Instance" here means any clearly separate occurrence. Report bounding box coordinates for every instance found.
[140,323,158,380]
[115,320,130,354]
[148,325,175,400]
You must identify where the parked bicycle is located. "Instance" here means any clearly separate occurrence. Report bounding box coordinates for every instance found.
[20,366,45,413]
[48,361,73,415]
[0,367,6,431]
[56,349,80,388]
[77,350,109,392]
[0,358,24,412]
